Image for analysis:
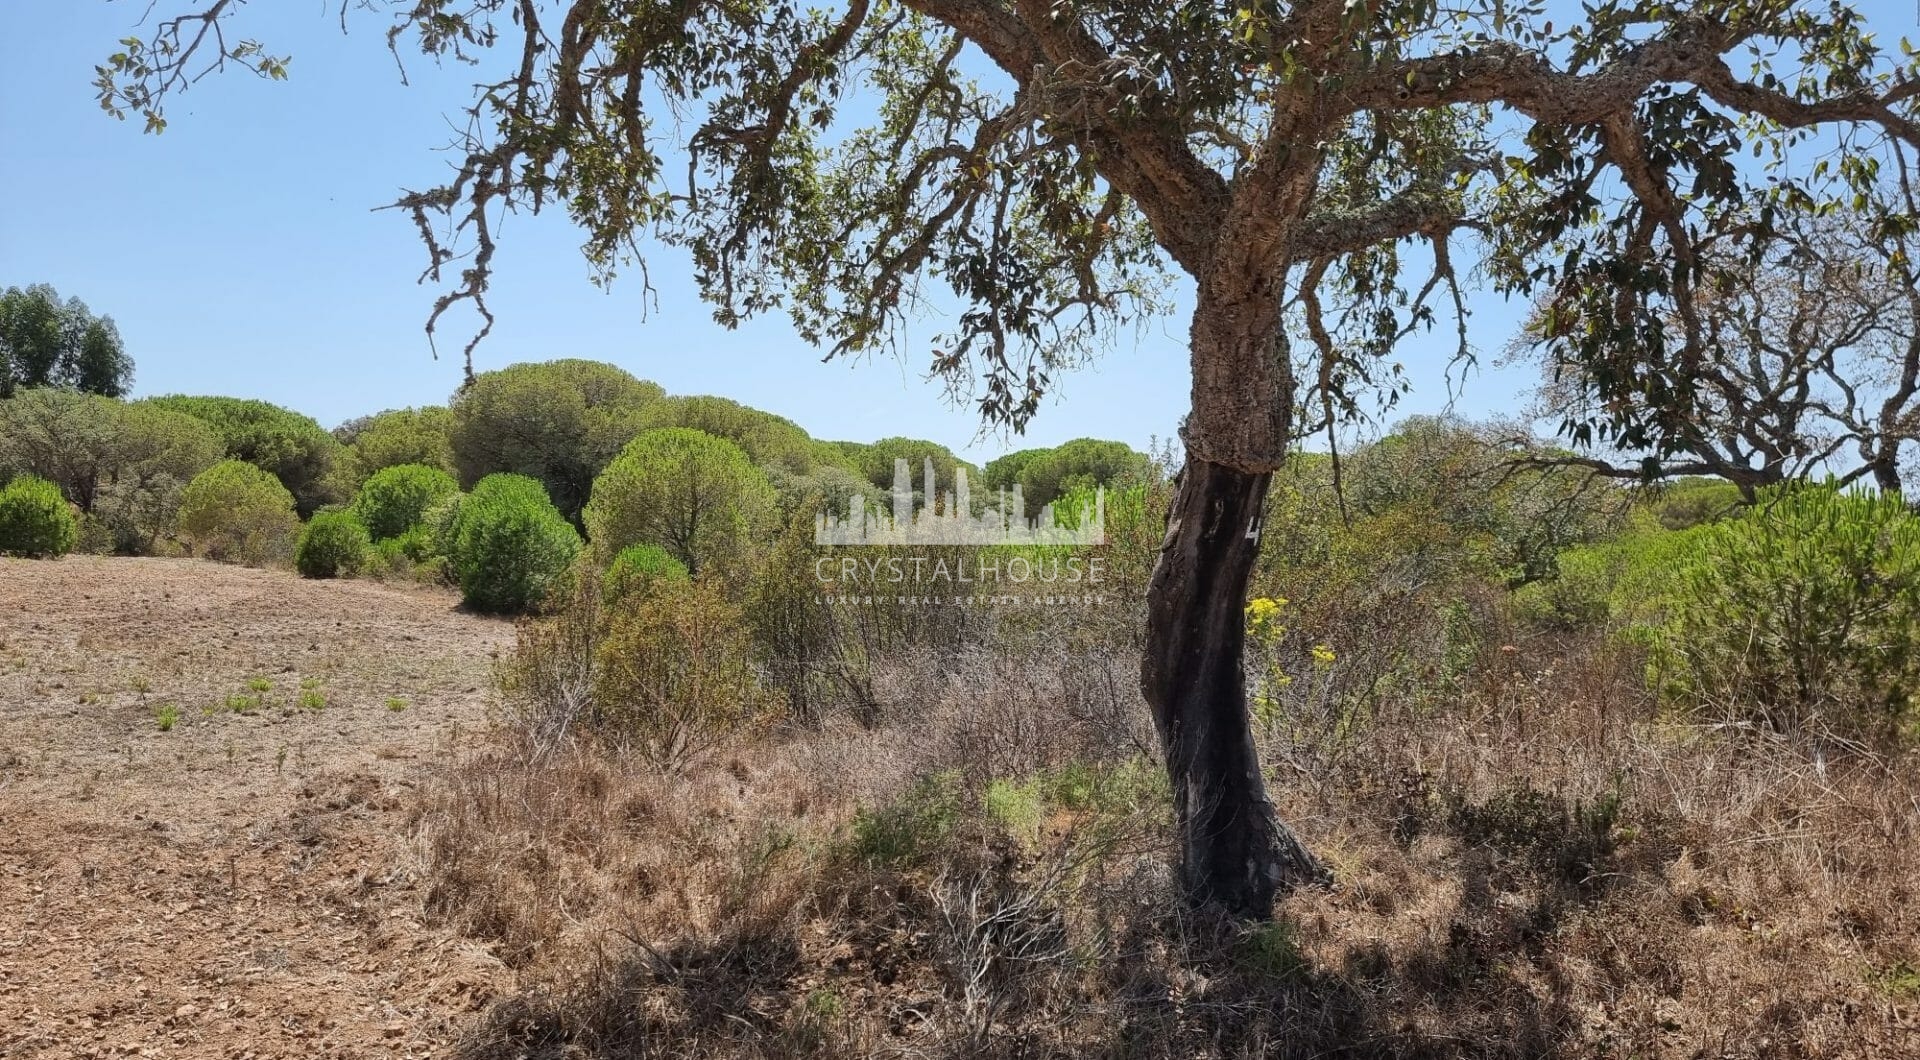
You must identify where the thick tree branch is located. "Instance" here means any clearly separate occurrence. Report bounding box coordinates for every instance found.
[1290,186,1470,263]
[1347,27,1920,149]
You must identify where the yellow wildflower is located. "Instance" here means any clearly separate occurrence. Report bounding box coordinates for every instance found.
[1245,596,1288,641]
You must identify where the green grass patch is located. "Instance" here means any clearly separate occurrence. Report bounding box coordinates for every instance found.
[849,771,960,868]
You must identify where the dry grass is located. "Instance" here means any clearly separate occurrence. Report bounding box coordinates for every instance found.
[409,616,1920,1058]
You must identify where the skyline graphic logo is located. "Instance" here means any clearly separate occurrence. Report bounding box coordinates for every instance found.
[814,458,1106,546]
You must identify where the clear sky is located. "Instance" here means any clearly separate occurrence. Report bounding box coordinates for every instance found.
[0,1,1727,461]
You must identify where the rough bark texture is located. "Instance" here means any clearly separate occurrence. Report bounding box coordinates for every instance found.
[1142,457,1329,918]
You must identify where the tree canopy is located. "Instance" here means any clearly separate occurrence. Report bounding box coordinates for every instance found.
[638,395,818,474]
[96,1,1920,465]
[448,359,666,520]
[175,458,301,564]
[981,448,1051,492]
[333,405,458,487]
[584,427,776,575]
[1515,193,1920,497]
[143,395,341,515]
[844,436,979,493]
[0,389,221,515]
[1014,437,1154,509]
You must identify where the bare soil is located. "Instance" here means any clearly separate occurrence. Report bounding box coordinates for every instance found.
[0,556,515,1059]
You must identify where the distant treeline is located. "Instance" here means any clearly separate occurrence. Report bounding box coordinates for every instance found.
[0,284,134,398]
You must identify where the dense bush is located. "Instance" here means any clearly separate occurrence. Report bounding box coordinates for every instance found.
[175,459,301,565]
[423,492,466,556]
[1509,521,1705,633]
[449,473,582,612]
[0,476,78,558]
[144,395,341,515]
[583,427,774,575]
[332,406,457,488]
[603,543,690,601]
[380,525,438,563]
[0,391,223,545]
[295,509,371,579]
[1650,477,1745,530]
[1260,418,1630,598]
[592,577,773,768]
[1651,484,1920,733]
[352,463,459,540]
[449,360,665,520]
[767,463,879,522]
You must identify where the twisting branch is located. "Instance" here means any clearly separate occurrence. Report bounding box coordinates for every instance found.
[96,0,290,133]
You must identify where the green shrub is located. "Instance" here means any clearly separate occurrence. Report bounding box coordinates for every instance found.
[352,462,459,540]
[1041,757,1168,815]
[0,391,223,553]
[982,778,1044,841]
[583,427,774,575]
[591,577,772,767]
[1236,921,1309,982]
[377,525,437,564]
[981,759,1169,847]
[295,509,371,579]
[1510,523,1704,633]
[849,772,962,868]
[1510,543,1616,631]
[450,473,582,612]
[1651,477,1745,530]
[423,492,465,554]
[332,405,457,487]
[358,544,395,581]
[1651,484,1920,733]
[409,555,451,587]
[602,543,690,601]
[143,396,341,515]
[175,460,301,565]
[0,476,77,558]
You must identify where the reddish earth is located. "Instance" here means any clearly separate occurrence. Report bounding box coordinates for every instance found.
[0,556,515,1058]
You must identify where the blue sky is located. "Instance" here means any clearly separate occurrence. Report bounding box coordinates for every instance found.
[1,1,1824,461]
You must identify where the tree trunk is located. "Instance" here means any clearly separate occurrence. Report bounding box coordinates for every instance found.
[1141,456,1328,918]
[1869,451,1903,495]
